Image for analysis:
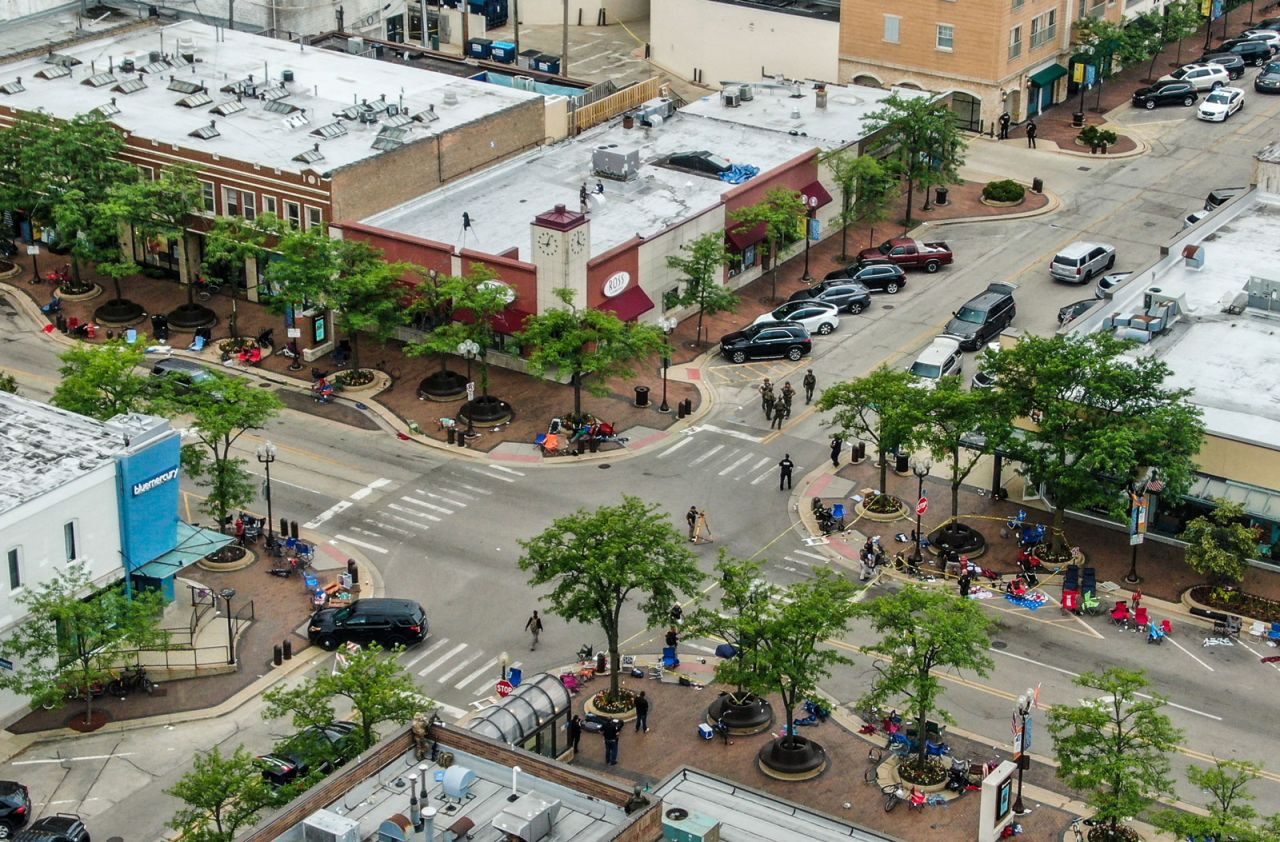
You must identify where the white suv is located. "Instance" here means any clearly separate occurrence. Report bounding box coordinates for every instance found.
[1159,63,1230,91]
[909,337,963,387]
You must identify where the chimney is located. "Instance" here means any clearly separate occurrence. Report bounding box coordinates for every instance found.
[815,84,827,110]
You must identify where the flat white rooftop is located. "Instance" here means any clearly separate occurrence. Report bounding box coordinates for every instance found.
[0,20,541,176]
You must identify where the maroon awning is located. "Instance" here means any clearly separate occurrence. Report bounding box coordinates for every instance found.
[725,220,767,253]
[453,306,532,334]
[800,180,834,210]
[601,286,655,321]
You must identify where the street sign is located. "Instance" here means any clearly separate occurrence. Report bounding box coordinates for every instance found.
[917,497,928,515]
[466,382,476,401]
[496,679,514,697]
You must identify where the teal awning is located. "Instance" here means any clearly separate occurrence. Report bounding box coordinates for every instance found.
[1029,64,1068,87]
[133,522,233,579]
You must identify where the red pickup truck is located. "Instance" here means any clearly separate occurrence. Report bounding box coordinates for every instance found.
[858,238,954,273]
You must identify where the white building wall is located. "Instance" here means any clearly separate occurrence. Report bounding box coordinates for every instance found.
[515,0,649,26]
[637,205,728,319]
[650,0,839,86]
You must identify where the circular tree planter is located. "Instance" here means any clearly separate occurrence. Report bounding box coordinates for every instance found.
[94,298,146,326]
[705,692,774,735]
[1085,824,1142,842]
[417,369,468,401]
[67,709,111,733]
[167,302,218,331]
[895,756,948,790]
[337,369,378,392]
[0,259,20,281]
[928,521,988,559]
[855,495,909,522]
[197,543,254,572]
[583,689,637,722]
[979,196,1024,208]
[460,395,514,425]
[757,735,828,780]
[56,282,103,301]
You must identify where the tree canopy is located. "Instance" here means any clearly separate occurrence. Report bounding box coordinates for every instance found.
[517,496,705,702]
[1155,759,1280,842]
[665,231,736,346]
[863,94,964,227]
[685,553,773,699]
[51,337,152,421]
[166,745,276,842]
[823,150,898,259]
[911,376,1015,520]
[404,263,511,397]
[1179,499,1257,590]
[730,188,807,301]
[817,365,925,501]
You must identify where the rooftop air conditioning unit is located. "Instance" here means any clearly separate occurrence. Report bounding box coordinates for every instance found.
[302,810,360,842]
[738,84,753,101]
[721,90,740,108]
[662,807,722,842]
[593,146,640,181]
[347,36,365,55]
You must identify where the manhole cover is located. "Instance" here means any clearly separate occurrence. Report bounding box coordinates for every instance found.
[258,382,272,388]
[882,304,895,310]
[991,640,1008,650]
[1077,166,1092,172]
[598,464,611,469]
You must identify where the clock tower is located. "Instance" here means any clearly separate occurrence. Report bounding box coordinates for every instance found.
[530,203,589,314]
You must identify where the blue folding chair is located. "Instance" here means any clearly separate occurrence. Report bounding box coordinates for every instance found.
[1062,566,1079,593]
[662,646,679,669]
[1269,622,1280,642]
[125,328,138,344]
[831,503,845,521]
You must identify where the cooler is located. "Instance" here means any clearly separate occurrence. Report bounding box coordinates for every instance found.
[698,723,714,740]
[1062,589,1079,612]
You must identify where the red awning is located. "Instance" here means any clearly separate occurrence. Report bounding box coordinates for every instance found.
[725,220,767,253]
[800,180,834,210]
[453,306,532,335]
[601,285,655,321]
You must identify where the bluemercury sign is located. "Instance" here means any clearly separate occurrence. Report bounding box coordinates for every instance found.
[132,467,179,497]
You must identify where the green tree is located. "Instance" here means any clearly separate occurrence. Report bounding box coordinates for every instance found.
[824,150,898,258]
[263,643,427,752]
[863,94,964,227]
[817,366,926,508]
[515,287,667,420]
[665,231,736,346]
[0,371,17,393]
[1073,18,1139,111]
[684,553,772,702]
[404,263,511,400]
[984,333,1204,552]
[1155,759,1271,842]
[50,337,151,421]
[0,564,167,725]
[517,496,705,703]
[201,213,279,336]
[323,238,413,374]
[1179,499,1257,592]
[854,586,994,771]
[1163,0,1204,69]
[730,188,807,301]
[1047,668,1183,837]
[154,372,282,529]
[166,745,276,842]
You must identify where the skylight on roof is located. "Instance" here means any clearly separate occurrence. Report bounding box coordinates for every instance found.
[414,108,440,124]
[263,100,297,114]
[336,105,362,120]
[45,53,81,68]
[312,122,348,139]
[35,66,71,80]
[260,86,288,101]
[371,136,403,151]
[168,79,202,94]
[140,61,170,75]
[293,148,324,164]
[283,112,311,130]
[84,73,117,88]
[376,126,409,142]
[95,101,121,117]
[382,113,414,129]
[190,123,220,140]
[177,92,213,108]
[0,80,24,95]
[114,78,147,94]
[211,100,246,116]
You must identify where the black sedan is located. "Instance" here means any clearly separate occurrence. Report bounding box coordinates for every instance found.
[1256,61,1280,93]
[257,722,361,786]
[822,262,907,294]
[787,280,872,314]
[12,813,90,842]
[1131,80,1198,109]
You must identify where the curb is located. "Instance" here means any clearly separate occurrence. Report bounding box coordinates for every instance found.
[913,186,1063,231]
[970,125,1151,160]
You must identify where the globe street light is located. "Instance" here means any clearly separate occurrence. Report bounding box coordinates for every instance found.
[457,339,481,439]
[910,457,932,565]
[1013,688,1035,814]
[220,587,237,665]
[657,316,678,413]
[256,441,277,546]
[801,194,820,283]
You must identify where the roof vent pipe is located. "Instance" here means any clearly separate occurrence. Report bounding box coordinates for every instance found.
[815,84,827,110]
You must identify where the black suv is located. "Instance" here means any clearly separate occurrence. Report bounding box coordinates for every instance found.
[1203,39,1271,66]
[719,321,811,364]
[787,280,872,314]
[1131,80,1198,109]
[12,814,89,842]
[0,782,31,837]
[1202,52,1247,79]
[823,262,907,293]
[1256,59,1280,92]
[942,283,1017,351]
[308,598,428,650]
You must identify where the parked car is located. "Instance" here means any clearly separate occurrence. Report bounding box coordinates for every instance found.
[909,337,963,386]
[1202,52,1247,79]
[787,280,873,313]
[1058,299,1099,327]
[1160,63,1229,91]
[12,814,89,842]
[1094,271,1132,299]
[1131,80,1198,109]
[1240,29,1280,52]
[1201,39,1271,66]
[0,782,31,838]
[752,300,840,335]
[149,358,217,396]
[307,598,428,650]
[719,321,811,364]
[1198,86,1245,121]
[823,262,907,294]
[857,237,953,273]
[942,282,1017,351]
[971,369,999,390]
[257,722,362,786]
[1050,241,1116,284]
[1204,186,1247,210]
[1254,60,1280,92]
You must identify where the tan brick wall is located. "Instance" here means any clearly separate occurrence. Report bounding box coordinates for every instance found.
[439,96,544,182]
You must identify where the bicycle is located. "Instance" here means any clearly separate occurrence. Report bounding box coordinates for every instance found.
[194,277,221,301]
[107,664,155,697]
[863,747,884,784]
[1071,818,1098,842]
[882,783,924,813]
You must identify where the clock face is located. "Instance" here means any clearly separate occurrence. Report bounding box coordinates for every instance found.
[536,230,559,256]
[569,228,588,256]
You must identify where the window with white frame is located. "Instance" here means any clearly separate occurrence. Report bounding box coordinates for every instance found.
[242,191,256,222]
[936,24,955,51]
[883,14,901,43]
[1030,10,1057,48]
[305,206,323,230]
[263,195,278,216]
[64,521,78,561]
[284,201,301,228]
[222,187,239,217]
[200,180,216,214]
[6,547,21,590]
[1009,25,1023,59]
[138,165,155,181]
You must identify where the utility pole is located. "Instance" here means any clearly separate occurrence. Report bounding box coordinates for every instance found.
[513,0,521,54]
[561,0,569,76]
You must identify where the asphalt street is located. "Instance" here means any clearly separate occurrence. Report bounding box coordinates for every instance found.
[2,80,1279,837]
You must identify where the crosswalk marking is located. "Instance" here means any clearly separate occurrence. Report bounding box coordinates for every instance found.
[794,550,827,562]
[745,456,771,477]
[364,519,415,537]
[657,438,694,459]
[416,490,468,508]
[718,453,753,476]
[785,555,813,567]
[690,444,726,466]
[401,496,455,515]
[418,642,469,677]
[303,500,352,529]
[454,656,499,690]
[468,466,515,483]
[405,637,451,669]
[436,650,485,684]
[750,467,776,486]
[387,513,429,532]
[450,482,494,496]
[333,534,388,554]
[488,464,526,477]
[389,503,442,523]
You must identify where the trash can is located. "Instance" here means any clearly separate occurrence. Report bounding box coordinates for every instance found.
[895,452,909,473]
[935,187,948,206]
[1031,177,1043,194]
[447,427,456,444]
[1072,111,1085,128]
[634,385,650,407]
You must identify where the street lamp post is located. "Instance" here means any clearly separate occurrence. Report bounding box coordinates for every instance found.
[1013,688,1035,814]
[220,587,237,665]
[256,441,277,545]
[910,457,932,565]
[657,316,677,413]
[801,195,819,283]
[1125,470,1160,584]
[457,339,480,439]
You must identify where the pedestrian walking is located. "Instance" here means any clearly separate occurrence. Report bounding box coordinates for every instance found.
[830,435,843,468]
[686,505,699,542]
[959,570,972,598]
[602,717,621,765]
[762,390,776,421]
[666,626,679,650]
[999,111,1011,140]
[778,454,794,490]
[771,401,789,429]
[525,610,544,651]
[803,369,817,404]
[1026,119,1037,149]
[780,382,795,408]
[635,691,650,732]
[567,714,583,752]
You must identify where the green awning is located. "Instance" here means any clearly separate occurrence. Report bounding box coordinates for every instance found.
[133,522,234,579]
[1029,64,1068,87]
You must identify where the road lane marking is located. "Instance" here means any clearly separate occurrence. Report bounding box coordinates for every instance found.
[303,500,351,529]
[718,453,753,476]
[332,534,388,554]
[744,456,772,478]
[13,753,137,765]
[449,481,493,495]
[387,513,429,532]
[690,444,726,466]
[794,549,828,561]
[455,657,499,690]
[349,478,391,500]
[389,502,442,522]
[417,490,468,508]
[405,637,450,669]
[364,519,414,537]
[657,437,694,458]
[697,423,766,443]
[436,650,485,684]
[418,642,468,677]
[1165,635,1215,672]
[488,464,525,477]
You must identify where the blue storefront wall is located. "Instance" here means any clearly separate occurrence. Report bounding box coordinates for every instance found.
[115,434,181,578]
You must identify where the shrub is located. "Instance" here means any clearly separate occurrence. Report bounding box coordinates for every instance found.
[1078,126,1118,149]
[982,179,1026,203]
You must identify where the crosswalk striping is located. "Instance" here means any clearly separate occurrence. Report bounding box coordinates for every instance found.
[468,465,515,483]
[416,490,469,508]
[453,656,499,690]
[689,444,726,466]
[435,650,486,684]
[401,496,455,515]
[657,437,694,459]
[333,534,388,554]
[718,453,754,476]
[418,642,469,677]
[404,636,452,669]
[389,502,442,522]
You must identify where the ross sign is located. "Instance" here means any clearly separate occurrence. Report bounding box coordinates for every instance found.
[479,278,516,304]
[132,467,180,497]
[602,271,631,298]
[496,679,514,697]
[917,497,928,516]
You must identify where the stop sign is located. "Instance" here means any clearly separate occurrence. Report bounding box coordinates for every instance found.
[917,497,928,515]
[496,679,514,697]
